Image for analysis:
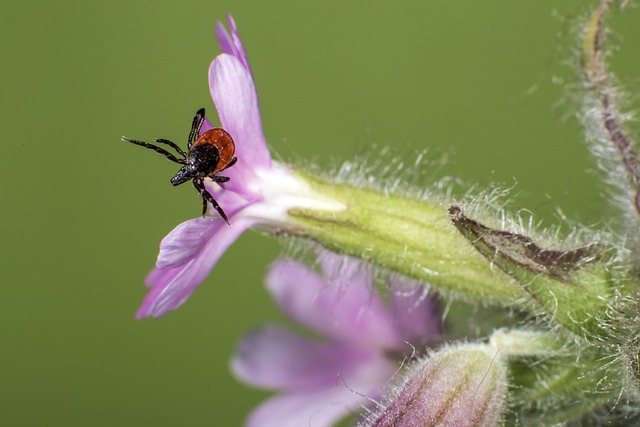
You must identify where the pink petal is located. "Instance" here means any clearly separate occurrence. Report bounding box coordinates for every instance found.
[317,251,366,286]
[245,388,370,427]
[209,54,272,192]
[144,266,181,289]
[215,14,252,76]
[200,117,214,134]
[232,325,378,390]
[156,217,220,269]
[136,266,183,317]
[265,260,404,349]
[215,21,235,57]
[389,277,443,347]
[136,213,255,318]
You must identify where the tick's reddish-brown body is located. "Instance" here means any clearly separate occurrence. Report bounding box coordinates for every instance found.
[192,128,236,175]
[121,108,237,224]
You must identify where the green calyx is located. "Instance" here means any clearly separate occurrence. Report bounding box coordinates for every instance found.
[508,354,622,425]
[288,170,524,304]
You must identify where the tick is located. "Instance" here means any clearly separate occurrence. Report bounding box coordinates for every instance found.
[121,108,237,224]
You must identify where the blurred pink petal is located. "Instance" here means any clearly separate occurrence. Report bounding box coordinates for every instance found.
[245,385,374,427]
[389,276,443,347]
[232,325,389,390]
[234,254,443,427]
[266,259,406,349]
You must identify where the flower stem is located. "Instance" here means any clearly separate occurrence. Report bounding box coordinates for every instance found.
[582,0,640,214]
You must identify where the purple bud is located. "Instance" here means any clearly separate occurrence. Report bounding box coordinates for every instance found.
[363,344,506,427]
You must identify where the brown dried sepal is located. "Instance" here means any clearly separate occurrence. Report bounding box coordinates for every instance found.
[448,205,602,282]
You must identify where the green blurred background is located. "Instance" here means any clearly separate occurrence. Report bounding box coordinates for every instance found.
[2,1,640,425]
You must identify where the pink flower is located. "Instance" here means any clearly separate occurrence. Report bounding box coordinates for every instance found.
[232,253,443,427]
[137,15,343,318]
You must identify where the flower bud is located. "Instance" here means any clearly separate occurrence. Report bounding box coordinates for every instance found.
[362,344,506,427]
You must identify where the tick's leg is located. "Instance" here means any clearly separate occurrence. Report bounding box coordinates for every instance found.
[209,175,230,183]
[193,178,229,224]
[193,179,208,216]
[154,138,187,157]
[121,137,186,164]
[220,157,237,171]
[188,108,206,149]
[201,194,207,217]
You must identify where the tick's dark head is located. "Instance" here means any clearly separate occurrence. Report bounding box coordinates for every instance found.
[171,166,194,186]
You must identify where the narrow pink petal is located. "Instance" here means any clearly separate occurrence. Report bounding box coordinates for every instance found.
[232,325,376,390]
[156,217,220,269]
[226,14,252,75]
[265,260,403,349]
[209,54,272,191]
[136,213,255,318]
[136,266,184,318]
[245,388,369,427]
[215,15,252,76]
[215,21,235,56]
[145,266,180,289]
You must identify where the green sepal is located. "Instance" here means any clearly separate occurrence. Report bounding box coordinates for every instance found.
[507,352,622,425]
[449,205,617,337]
[490,328,623,425]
